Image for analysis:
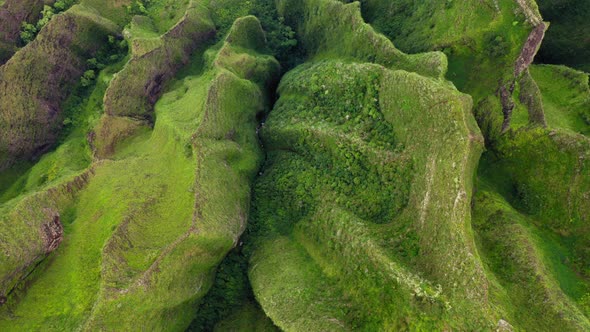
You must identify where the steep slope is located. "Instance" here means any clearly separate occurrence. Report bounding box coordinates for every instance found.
[529,64,590,135]
[360,0,545,133]
[249,60,489,330]
[536,0,590,72]
[243,0,590,330]
[0,0,47,64]
[96,0,216,157]
[246,0,494,330]
[0,8,279,330]
[0,0,588,330]
[0,5,121,171]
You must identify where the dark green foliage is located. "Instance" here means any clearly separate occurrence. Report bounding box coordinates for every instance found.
[59,51,128,143]
[484,33,511,58]
[259,61,411,226]
[536,0,590,72]
[81,69,96,87]
[126,0,150,16]
[249,0,302,70]
[19,22,36,44]
[187,248,253,331]
[208,0,303,71]
[19,0,77,45]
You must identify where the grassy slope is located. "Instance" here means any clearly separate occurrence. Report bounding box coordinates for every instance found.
[244,0,519,330]
[277,0,447,80]
[0,4,124,304]
[248,60,487,330]
[473,124,590,332]
[0,0,46,64]
[103,0,215,122]
[355,2,590,330]
[0,4,120,170]
[358,0,548,144]
[359,0,537,95]
[0,54,127,328]
[96,0,216,160]
[530,64,590,135]
[0,5,278,330]
[245,0,590,331]
[0,0,588,330]
[473,179,590,331]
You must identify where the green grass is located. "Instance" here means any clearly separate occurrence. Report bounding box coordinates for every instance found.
[276,0,447,79]
[473,177,590,331]
[213,302,278,332]
[103,0,215,121]
[0,13,279,330]
[247,47,495,329]
[250,236,353,331]
[0,56,127,204]
[0,4,120,170]
[144,0,192,33]
[360,0,536,92]
[530,64,590,135]
[1,0,589,330]
[358,0,541,145]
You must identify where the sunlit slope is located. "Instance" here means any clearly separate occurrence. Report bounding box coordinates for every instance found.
[245,0,590,330]
[249,60,490,330]
[0,10,278,330]
[0,0,588,330]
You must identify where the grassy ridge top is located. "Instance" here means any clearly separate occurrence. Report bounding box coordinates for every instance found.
[0,6,279,330]
[248,58,490,329]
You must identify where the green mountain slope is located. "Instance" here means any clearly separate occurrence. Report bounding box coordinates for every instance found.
[0,0,588,330]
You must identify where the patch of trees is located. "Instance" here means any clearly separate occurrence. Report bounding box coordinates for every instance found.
[209,0,302,71]
[20,0,77,44]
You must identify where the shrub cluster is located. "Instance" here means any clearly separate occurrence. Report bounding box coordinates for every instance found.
[20,0,77,45]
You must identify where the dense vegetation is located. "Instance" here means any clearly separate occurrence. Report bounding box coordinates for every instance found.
[0,0,588,330]
[536,0,590,72]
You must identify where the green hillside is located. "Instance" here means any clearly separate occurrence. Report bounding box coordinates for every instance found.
[0,0,588,330]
